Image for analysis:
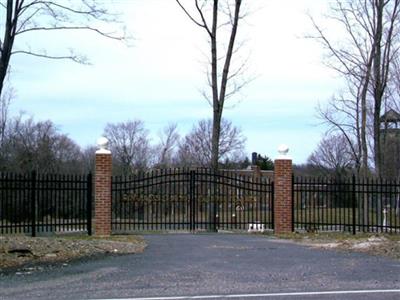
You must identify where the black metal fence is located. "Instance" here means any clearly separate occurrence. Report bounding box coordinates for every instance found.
[6,169,400,236]
[112,168,274,232]
[293,176,400,234]
[0,172,92,236]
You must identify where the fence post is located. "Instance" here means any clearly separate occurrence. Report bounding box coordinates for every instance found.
[94,137,112,236]
[189,170,196,231]
[86,173,93,236]
[209,169,217,232]
[30,171,37,237]
[292,173,295,232]
[273,145,293,234]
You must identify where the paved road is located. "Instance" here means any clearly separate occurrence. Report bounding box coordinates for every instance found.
[0,234,400,300]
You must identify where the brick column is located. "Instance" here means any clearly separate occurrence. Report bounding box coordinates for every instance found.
[95,137,112,236]
[274,145,293,234]
[251,152,261,178]
[251,165,261,178]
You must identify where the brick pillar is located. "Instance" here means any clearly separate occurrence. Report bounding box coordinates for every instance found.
[274,145,293,234]
[95,137,112,236]
[251,165,261,178]
[251,152,261,177]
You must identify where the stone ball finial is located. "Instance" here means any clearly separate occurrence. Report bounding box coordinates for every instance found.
[96,137,111,154]
[277,144,290,160]
[278,144,289,155]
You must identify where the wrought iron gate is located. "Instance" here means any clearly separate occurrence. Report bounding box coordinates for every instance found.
[111,168,273,232]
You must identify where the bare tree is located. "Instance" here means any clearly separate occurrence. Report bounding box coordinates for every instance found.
[154,123,180,168]
[176,0,248,170]
[310,0,400,176]
[1,114,83,173]
[0,0,126,100]
[308,133,355,177]
[80,145,97,173]
[176,118,245,168]
[104,120,151,175]
[316,90,364,175]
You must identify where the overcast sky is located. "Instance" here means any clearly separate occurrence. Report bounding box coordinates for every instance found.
[7,0,343,164]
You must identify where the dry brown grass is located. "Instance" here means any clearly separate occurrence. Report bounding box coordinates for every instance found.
[0,234,146,270]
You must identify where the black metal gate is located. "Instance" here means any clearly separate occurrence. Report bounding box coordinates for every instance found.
[111,168,273,232]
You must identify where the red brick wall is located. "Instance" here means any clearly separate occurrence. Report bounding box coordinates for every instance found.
[95,153,112,236]
[274,159,293,234]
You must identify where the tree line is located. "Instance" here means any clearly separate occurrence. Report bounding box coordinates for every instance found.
[105,118,249,175]
[0,111,255,174]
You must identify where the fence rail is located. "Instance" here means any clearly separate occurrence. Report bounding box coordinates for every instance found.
[0,172,92,236]
[293,176,400,234]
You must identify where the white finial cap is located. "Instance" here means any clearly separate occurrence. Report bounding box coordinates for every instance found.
[96,137,111,154]
[276,144,290,160]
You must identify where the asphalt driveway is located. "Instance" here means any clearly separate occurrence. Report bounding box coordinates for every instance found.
[0,233,400,300]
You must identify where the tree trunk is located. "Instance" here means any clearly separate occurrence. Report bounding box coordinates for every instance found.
[210,0,219,171]
[0,0,17,102]
[373,0,384,177]
[360,85,368,177]
[210,0,241,171]
[360,67,372,227]
[360,49,375,178]
[211,110,221,170]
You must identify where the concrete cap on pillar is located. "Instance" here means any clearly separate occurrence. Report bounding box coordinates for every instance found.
[276,144,291,160]
[96,137,111,154]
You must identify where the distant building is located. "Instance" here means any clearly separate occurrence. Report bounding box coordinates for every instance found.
[221,152,274,180]
[380,109,400,178]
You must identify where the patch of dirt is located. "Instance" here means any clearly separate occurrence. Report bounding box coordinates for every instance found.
[290,233,400,260]
[0,235,146,271]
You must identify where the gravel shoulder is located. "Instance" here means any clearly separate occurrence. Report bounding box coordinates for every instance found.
[280,232,400,260]
[0,234,146,272]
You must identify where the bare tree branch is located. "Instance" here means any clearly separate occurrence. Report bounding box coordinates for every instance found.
[0,0,128,102]
[175,0,212,36]
[11,49,89,64]
[16,25,125,40]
